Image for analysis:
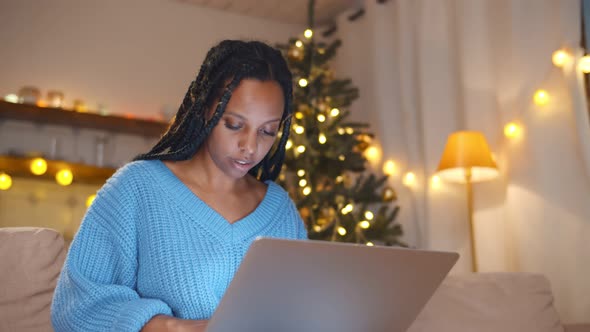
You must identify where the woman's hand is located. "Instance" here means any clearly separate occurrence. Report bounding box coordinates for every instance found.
[142,314,208,332]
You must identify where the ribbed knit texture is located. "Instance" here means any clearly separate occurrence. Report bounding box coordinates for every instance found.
[51,160,307,332]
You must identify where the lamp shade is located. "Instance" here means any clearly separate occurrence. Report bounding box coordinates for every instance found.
[436,131,499,183]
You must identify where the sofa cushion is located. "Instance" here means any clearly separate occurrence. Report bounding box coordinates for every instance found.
[407,272,564,332]
[0,227,66,332]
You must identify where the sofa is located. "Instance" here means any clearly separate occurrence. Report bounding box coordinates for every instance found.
[1,227,588,332]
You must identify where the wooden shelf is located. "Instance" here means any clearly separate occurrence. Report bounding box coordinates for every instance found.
[0,100,169,138]
[0,155,115,185]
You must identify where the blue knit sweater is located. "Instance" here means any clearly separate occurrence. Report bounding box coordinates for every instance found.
[51,160,307,331]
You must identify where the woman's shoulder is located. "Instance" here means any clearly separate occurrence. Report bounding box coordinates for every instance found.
[104,159,163,189]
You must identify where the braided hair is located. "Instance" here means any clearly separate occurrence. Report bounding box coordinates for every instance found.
[135,40,294,182]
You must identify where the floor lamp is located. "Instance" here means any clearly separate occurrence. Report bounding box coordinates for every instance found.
[436,131,499,272]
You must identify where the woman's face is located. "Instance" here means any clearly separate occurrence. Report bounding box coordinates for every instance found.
[203,79,285,180]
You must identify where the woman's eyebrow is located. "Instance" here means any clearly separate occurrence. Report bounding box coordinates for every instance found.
[224,111,282,124]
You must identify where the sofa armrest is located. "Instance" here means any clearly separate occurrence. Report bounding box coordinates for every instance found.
[565,324,590,332]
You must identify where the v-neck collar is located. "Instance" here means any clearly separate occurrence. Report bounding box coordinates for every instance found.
[147,160,286,241]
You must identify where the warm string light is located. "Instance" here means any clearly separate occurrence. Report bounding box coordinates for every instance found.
[337,227,347,236]
[296,145,306,153]
[317,114,326,122]
[430,175,441,189]
[504,122,522,139]
[403,172,416,187]
[55,169,73,186]
[302,186,312,195]
[298,78,308,87]
[359,220,370,229]
[383,160,397,176]
[304,29,313,39]
[364,146,380,163]
[364,211,374,220]
[30,158,48,175]
[286,139,293,150]
[86,194,96,207]
[330,108,340,117]
[0,172,12,190]
[294,125,305,134]
[341,203,353,215]
[533,89,549,106]
[578,55,590,74]
[295,40,303,48]
[552,49,571,68]
[297,169,305,177]
[318,133,327,144]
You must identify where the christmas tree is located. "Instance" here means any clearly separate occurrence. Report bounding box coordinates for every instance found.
[276,0,404,246]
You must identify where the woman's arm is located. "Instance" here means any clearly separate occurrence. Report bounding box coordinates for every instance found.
[51,166,173,331]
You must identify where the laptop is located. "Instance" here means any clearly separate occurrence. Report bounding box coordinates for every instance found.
[206,238,458,332]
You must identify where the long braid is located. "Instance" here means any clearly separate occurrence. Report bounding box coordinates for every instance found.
[135,40,294,182]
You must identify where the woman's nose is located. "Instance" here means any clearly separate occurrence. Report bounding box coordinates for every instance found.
[239,132,257,155]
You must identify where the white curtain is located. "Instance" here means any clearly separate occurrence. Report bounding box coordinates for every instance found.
[334,0,590,323]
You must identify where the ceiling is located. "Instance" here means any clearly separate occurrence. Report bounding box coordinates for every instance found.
[174,0,360,25]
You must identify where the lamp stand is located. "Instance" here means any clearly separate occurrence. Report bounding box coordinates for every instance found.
[465,168,478,272]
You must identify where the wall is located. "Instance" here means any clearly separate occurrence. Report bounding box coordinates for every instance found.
[0,0,304,117]
[332,0,590,323]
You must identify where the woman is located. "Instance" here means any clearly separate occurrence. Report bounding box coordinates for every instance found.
[51,40,307,332]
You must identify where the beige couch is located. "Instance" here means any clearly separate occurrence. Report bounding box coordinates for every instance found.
[1,227,588,332]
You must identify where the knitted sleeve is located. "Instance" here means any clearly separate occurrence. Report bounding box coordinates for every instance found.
[51,165,172,332]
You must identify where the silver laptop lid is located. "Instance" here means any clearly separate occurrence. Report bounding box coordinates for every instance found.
[206,238,458,332]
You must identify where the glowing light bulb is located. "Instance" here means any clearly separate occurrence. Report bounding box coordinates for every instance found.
[366,242,374,246]
[296,145,306,153]
[504,122,521,139]
[578,55,590,74]
[403,172,416,187]
[286,139,293,150]
[337,227,347,236]
[304,29,313,39]
[317,114,326,122]
[552,49,570,67]
[359,220,370,229]
[533,89,549,106]
[297,169,306,177]
[295,111,304,119]
[338,155,345,161]
[295,40,303,48]
[299,179,307,187]
[336,176,343,183]
[364,211,374,220]
[86,194,96,207]
[302,186,312,195]
[318,133,327,144]
[364,146,380,163]
[341,203,353,215]
[298,78,308,87]
[430,175,441,189]
[345,127,354,135]
[30,158,48,175]
[383,160,397,176]
[55,169,73,186]
[0,172,12,190]
[330,108,340,117]
[294,125,305,134]
[337,128,345,135]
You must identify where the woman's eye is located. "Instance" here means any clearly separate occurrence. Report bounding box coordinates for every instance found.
[224,122,242,130]
[261,128,277,137]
